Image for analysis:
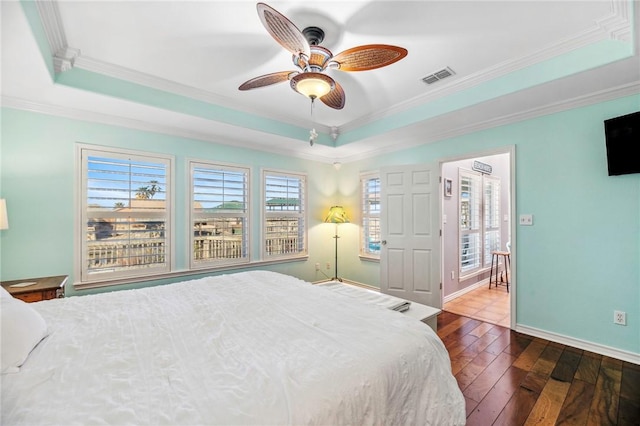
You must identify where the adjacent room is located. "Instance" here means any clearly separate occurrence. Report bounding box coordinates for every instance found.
[1,1,639,425]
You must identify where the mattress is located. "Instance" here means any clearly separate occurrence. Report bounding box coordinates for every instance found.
[1,270,465,425]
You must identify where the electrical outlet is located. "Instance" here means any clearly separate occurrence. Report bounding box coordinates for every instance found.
[450,271,455,280]
[614,311,626,325]
[519,214,533,226]
[326,262,331,270]
[315,263,320,272]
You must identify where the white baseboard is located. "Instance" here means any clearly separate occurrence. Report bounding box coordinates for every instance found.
[516,324,640,365]
[316,278,380,291]
[443,279,489,303]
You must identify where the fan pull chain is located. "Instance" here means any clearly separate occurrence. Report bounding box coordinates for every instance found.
[309,98,318,146]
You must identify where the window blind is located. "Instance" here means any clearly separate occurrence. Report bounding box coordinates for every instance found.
[264,171,306,257]
[191,162,249,266]
[460,171,482,273]
[361,175,381,256]
[82,150,171,282]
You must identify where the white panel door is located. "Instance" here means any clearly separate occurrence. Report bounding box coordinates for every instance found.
[380,164,440,308]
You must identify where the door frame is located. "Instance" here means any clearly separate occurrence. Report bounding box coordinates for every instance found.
[439,145,516,329]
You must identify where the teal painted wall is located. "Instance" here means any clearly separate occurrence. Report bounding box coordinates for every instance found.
[1,95,638,356]
[337,95,640,355]
[0,108,340,295]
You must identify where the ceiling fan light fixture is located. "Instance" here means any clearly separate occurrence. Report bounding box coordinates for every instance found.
[291,72,334,99]
[240,3,407,110]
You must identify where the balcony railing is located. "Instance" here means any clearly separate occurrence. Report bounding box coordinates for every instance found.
[194,237,243,260]
[87,235,300,271]
[87,239,166,270]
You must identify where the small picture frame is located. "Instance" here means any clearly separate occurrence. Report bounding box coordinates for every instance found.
[444,178,453,197]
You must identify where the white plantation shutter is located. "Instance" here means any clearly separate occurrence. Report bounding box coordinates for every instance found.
[459,169,502,276]
[460,170,482,274]
[81,147,172,283]
[191,161,250,267]
[483,176,501,267]
[361,174,381,257]
[263,170,307,257]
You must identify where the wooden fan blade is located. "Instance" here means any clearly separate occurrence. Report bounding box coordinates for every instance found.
[239,71,298,91]
[320,81,345,110]
[331,44,407,72]
[257,3,310,58]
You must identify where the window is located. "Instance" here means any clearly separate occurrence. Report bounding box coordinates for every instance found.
[190,161,250,268]
[360,173,380,258]
[483,176,501,267]
[263,170,307,258]
[459,169,501,276]
[79,146,173,284]
[460,170,482,274]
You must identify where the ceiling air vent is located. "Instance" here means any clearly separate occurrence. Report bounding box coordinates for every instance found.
[421,67,455,85]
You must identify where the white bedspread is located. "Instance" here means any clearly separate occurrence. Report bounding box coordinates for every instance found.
[2,271,465,425]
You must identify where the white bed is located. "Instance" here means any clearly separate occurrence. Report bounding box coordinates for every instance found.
[1,270,465,425]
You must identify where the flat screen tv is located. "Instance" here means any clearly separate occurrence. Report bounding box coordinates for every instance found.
[604,111,640,176]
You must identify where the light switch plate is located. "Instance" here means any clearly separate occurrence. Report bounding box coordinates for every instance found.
[519,214,533,226]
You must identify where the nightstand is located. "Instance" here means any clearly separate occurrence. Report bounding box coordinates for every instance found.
[1,275,67,303]
[317,281,441,331]
[403,301,441,332]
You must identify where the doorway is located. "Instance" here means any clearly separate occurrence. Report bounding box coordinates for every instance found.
[440,149,515,328]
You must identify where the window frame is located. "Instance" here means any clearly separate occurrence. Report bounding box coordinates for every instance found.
[483,176,501,268]
[261,169,308,260]
[458,168,501,278]
[76,144,175,287]
[189,160,251,270]
[360,172,381,260]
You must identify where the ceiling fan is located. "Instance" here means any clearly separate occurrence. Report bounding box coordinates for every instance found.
[238,2,408,110]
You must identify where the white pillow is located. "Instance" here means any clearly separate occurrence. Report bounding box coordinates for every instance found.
[1,295,48,373]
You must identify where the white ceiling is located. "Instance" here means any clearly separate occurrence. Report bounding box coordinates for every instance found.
[2,0,639,163]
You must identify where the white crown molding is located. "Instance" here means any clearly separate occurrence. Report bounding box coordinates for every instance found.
[35,1,80,72]
[32,0,632,140]
[73,56,334,136]
[339,0,634,134]
[32,0,330,134]
[516,324,640,365]
[0,96,336,164]
[35,0,66,58]
[336,81,640,164]
[596,0,632,42]
[53,47,81,73]
[426,81,640,147]
[3,81,637,165]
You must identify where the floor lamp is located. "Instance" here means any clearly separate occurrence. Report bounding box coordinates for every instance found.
[324,206,349,282]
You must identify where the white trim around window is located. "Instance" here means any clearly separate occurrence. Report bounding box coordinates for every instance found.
[360,171,381,260]
[261,169,308,260]
[459,168,502,278]
[76,144,175,288]
[189,160,251,269]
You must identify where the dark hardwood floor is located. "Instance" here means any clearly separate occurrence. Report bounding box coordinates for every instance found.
[436,311,640,425]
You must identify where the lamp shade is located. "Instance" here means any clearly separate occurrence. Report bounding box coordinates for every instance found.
[324,206,349,224]
[0,199,8,230]
[291,72,334,99]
